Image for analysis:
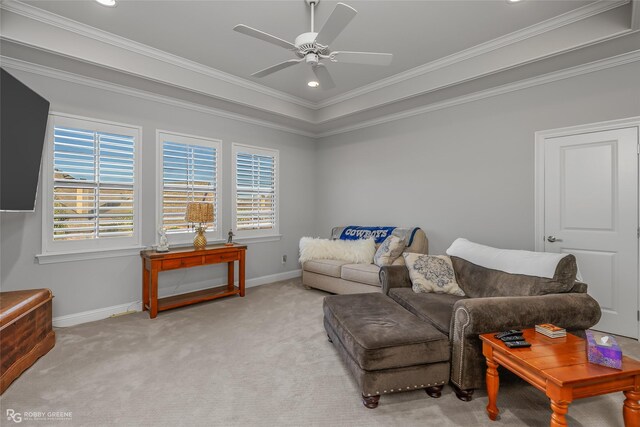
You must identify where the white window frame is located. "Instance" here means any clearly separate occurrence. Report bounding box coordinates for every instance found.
[231,142,280,239]
[40,112,142,258]
[156,130,222,246]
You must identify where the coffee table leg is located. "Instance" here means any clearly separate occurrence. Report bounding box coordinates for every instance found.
[623,390,640,427]
[486,353,500,421]
[550,399,570,427]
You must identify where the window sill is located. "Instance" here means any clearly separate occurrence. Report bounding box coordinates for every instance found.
[234,234,282,244]
[36,246,145,264]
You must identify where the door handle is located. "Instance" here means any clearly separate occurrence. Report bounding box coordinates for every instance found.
[547,236,563,243]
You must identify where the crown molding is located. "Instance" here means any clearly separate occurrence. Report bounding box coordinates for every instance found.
[1,0,630,114]
[0,0,317,110]
[314,0,630,109]
[316,49,640,138]
[0,56,317,138]
[3,48,638,140]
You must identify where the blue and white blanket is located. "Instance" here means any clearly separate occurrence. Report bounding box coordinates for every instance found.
[339,226,396,244]
[332,226,422,246]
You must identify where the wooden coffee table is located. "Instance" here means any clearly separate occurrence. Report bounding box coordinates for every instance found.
[480,329,640,426]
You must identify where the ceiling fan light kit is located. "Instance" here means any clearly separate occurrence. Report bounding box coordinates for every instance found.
[233,0,393,90]
[95,0,117,7]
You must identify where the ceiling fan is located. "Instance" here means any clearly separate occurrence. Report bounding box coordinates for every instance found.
[233,0,393,89]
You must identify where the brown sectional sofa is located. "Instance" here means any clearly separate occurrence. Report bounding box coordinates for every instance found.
[379,255,602,399]
[303,227,428,294]
[323,251,602,407]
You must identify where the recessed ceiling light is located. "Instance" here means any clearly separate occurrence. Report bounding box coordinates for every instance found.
[96,0,117,7]
[307,81,319,88]
[506,0,523,3]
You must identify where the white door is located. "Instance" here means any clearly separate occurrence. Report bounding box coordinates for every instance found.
[544,127,639,338]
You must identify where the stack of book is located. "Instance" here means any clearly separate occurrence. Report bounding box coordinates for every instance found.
[535,323,566,338]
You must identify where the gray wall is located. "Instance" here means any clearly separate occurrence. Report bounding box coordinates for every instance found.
[315,62,640,254]
[3,61,639,320]
[0,69,317,318]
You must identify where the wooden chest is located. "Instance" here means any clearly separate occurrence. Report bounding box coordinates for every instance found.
[0,289,55,394]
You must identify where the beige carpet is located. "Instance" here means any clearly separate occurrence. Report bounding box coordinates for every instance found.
[1,278,638,426]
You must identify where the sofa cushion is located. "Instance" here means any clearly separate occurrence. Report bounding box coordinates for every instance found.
[388,288,464,335]
[451,256,578,298]
[404,253,465,296]
[323,293,450,371]
[303,259,349,278]
[340,263,380,286]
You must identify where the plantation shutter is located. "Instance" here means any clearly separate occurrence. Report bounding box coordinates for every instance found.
[52,126,135,241]
[161,140,218,233]
[235,147,277,231]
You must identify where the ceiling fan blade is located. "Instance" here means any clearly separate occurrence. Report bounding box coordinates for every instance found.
[312,64,336,90]
[233,24,296,50]
[252,59,303,78]
[331,51,393,66]
[315,3,357,46]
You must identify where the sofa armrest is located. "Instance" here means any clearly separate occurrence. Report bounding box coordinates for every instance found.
[452,292,601,337]
[449,292,602,390]
[379,266,411,295]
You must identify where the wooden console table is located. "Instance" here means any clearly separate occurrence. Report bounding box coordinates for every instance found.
[140,244,247,319]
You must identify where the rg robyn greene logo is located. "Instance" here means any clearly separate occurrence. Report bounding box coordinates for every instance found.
[6,409,72,423]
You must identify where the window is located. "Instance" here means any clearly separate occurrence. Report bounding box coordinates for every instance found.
[42,113,141,254]
[157,131,221,244]
[232,143,279,238]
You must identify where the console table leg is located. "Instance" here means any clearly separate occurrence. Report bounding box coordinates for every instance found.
[623,390,640,427]
[239,250,246,297]
[150,266,159,319]
[142,260,149,312]
[486,357,500,421]
[550,399,570,427]
[227,261,234,292]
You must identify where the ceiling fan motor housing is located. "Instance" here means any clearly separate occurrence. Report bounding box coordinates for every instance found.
[295,32,329,57]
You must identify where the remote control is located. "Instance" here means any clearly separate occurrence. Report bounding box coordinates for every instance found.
[501,335,525,342]
[495,330,523,339]
[504,340,531,349]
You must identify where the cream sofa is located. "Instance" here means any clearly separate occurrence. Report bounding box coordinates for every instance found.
[302,227,428,294]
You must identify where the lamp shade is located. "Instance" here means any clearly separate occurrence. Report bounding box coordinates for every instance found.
[185,202,214,224]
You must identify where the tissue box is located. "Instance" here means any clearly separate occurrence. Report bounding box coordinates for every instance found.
[585,330,622,369]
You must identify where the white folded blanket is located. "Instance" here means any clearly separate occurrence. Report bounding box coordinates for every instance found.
[446,238,569,279]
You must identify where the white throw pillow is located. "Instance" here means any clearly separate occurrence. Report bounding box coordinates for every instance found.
[299,237,376,264]
[373,235,406,267]
[403,253,465,296]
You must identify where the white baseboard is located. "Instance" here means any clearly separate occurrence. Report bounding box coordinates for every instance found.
[53,301,143,328]
[52,269,301,328]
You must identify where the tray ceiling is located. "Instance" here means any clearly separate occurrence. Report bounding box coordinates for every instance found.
[22,0,595,102]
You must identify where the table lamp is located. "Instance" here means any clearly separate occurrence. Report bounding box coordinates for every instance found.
[185,202,214,250]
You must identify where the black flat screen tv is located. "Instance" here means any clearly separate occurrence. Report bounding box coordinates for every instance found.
[1,68,50,212]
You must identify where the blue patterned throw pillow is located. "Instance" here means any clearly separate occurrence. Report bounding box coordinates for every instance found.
[404,253,465,296]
